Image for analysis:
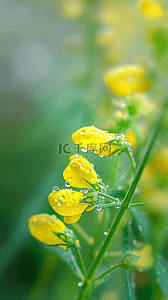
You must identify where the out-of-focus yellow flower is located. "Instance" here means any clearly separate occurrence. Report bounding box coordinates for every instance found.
[125,132,137,148]
[48,189,94,224]
[137,0,166,20]
[133,245,154,269]
[72,125,118,156]
[63,155,100,188]
[103,65,152,96]
[95,27,116,47]
[61,0,84,20]
[148,146,168,177]
[147,189,168,213]
[28,214,66,247]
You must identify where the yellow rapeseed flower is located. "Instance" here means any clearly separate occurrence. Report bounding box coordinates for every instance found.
[63,154,100,188]
[28,214,66,248]
[72,125,118,156]
[61,0,84,20]
[137,0,166,20]
[103,65,152,96]
[133,245,154,269]
[125,132,137,148]
[48,189,93,224]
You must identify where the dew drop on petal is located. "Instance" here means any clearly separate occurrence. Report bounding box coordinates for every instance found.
[58,200,63,206]
[52,186,60,192]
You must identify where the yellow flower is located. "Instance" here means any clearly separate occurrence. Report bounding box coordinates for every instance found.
[137,0,166,20]
[125,132,137,148]
[28,214,66,248]
[103,65,152,96]
[95,27,116,47]
[61,0,84,20]
[48,189,94,224]
[63,154,100,188]
[72,125,118,156]
[133,245,154,269]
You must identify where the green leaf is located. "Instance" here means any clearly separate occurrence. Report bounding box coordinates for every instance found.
[124,270,137,300]
[130,207,149,238]
[46,246,84,280]
[156,255,168,297]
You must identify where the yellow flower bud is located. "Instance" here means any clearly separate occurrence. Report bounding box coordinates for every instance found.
[133,245,154,269]
[63,154,100,188]
[72,125,118,156]
[28,214,66,247]
[48,189,92,223]
[103,65,152,96]
[137,0,166,20]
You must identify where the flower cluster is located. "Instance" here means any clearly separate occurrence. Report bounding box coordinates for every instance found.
[28,125,134,247]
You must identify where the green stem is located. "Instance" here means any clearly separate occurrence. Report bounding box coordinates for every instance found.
[98,192,119,202]
[92,263,121,283]
[125,145,136,175]
[111,155,119,188]
[75,247,87,280]
[104,251,123,258]
[129,202,146,207]
[72,223,94,245]
[77,110,163,300]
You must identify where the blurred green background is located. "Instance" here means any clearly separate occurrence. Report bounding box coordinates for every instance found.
[1,0,168,299]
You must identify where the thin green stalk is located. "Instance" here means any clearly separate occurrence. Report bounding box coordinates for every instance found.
[125,145,136,175]
[92,263,121,283]
[72,223,94,245]
[75,247,87,280]
[104,251,123,258]
[129,202,146,207]
[77,110,163,300]
[98,192,119,202]
[111,155,119,188]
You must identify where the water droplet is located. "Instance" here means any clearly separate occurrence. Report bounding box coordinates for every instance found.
[104,231,108,236]
[99,155,104,158]
[52,186,60,192]
[86,168,91,173]
[81,148,88,153]
[80,130,85,135]
[96,206,103,212]
[58,200,63,206]
[138,225,143,232]
[78,282,83,287]
[115,204,120,209]
[65,181,71,188]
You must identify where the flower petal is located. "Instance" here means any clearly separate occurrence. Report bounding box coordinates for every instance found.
[63,154,100,188]
[48,189,89,216]
[64,214,82,224]
[28,214,66,247]
[72,126,117,156]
